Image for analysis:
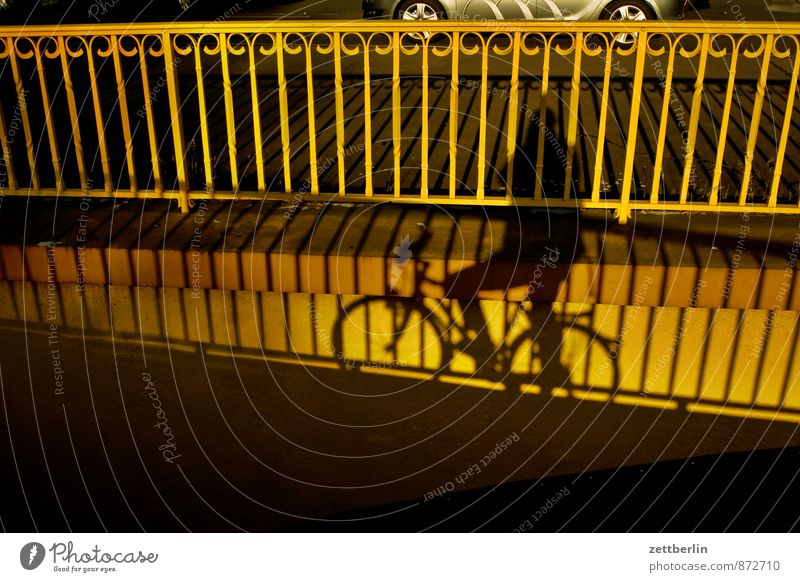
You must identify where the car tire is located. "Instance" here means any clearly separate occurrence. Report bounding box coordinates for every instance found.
[599,0,656,46]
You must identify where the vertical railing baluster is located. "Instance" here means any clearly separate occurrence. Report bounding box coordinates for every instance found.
[421,37,429,199]
[363,35,373,197]
[739,34,774,206]
[249,36,266,195]
[591,37,612,203]
[0,101,17,192]
[770,42,800,207]
[534,39,550,201]
[111,36,137,194]
[162,31,189,212]
[506,31,520,200]
[709,38,740,205]
[449,31,459,199]
[0,43,17,194]
[35,40,63,192]
[220,33,239,192]
[477,37,488,200]
[304,37,319,195]
[276,32,292,193]
[679,33,710,204]
[194,36,214,193]
[619,30,648,225]
[334,31,346,196]
[563,32,582,200]
[58,37,88,192]
[137,37,163,195]
[393,31,401,197]
[650,38,676,204]
[86,39,112,194]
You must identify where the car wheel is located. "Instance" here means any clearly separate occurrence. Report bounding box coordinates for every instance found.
[396,0,445,21]
[395,0,446,40]
[600,0,656,46]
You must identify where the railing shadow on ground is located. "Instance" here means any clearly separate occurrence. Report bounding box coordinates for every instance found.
[5,186,800,421]
[2,264,800,424]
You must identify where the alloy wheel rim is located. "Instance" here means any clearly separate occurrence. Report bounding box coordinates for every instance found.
[608,5,647,45]
[401,3,439,41]
[401,3,440,20]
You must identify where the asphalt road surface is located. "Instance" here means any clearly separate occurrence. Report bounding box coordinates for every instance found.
[221,0,800,22]
[0,0,797,23]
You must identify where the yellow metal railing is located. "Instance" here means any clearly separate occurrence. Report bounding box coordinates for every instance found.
[1,21,800,222]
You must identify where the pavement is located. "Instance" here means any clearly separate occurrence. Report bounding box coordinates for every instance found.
[1,197,800,531]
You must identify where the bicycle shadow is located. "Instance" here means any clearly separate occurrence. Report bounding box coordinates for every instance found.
[330,206,614,395]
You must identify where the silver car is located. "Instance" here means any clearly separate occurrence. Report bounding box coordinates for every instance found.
[363,0,685,25]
